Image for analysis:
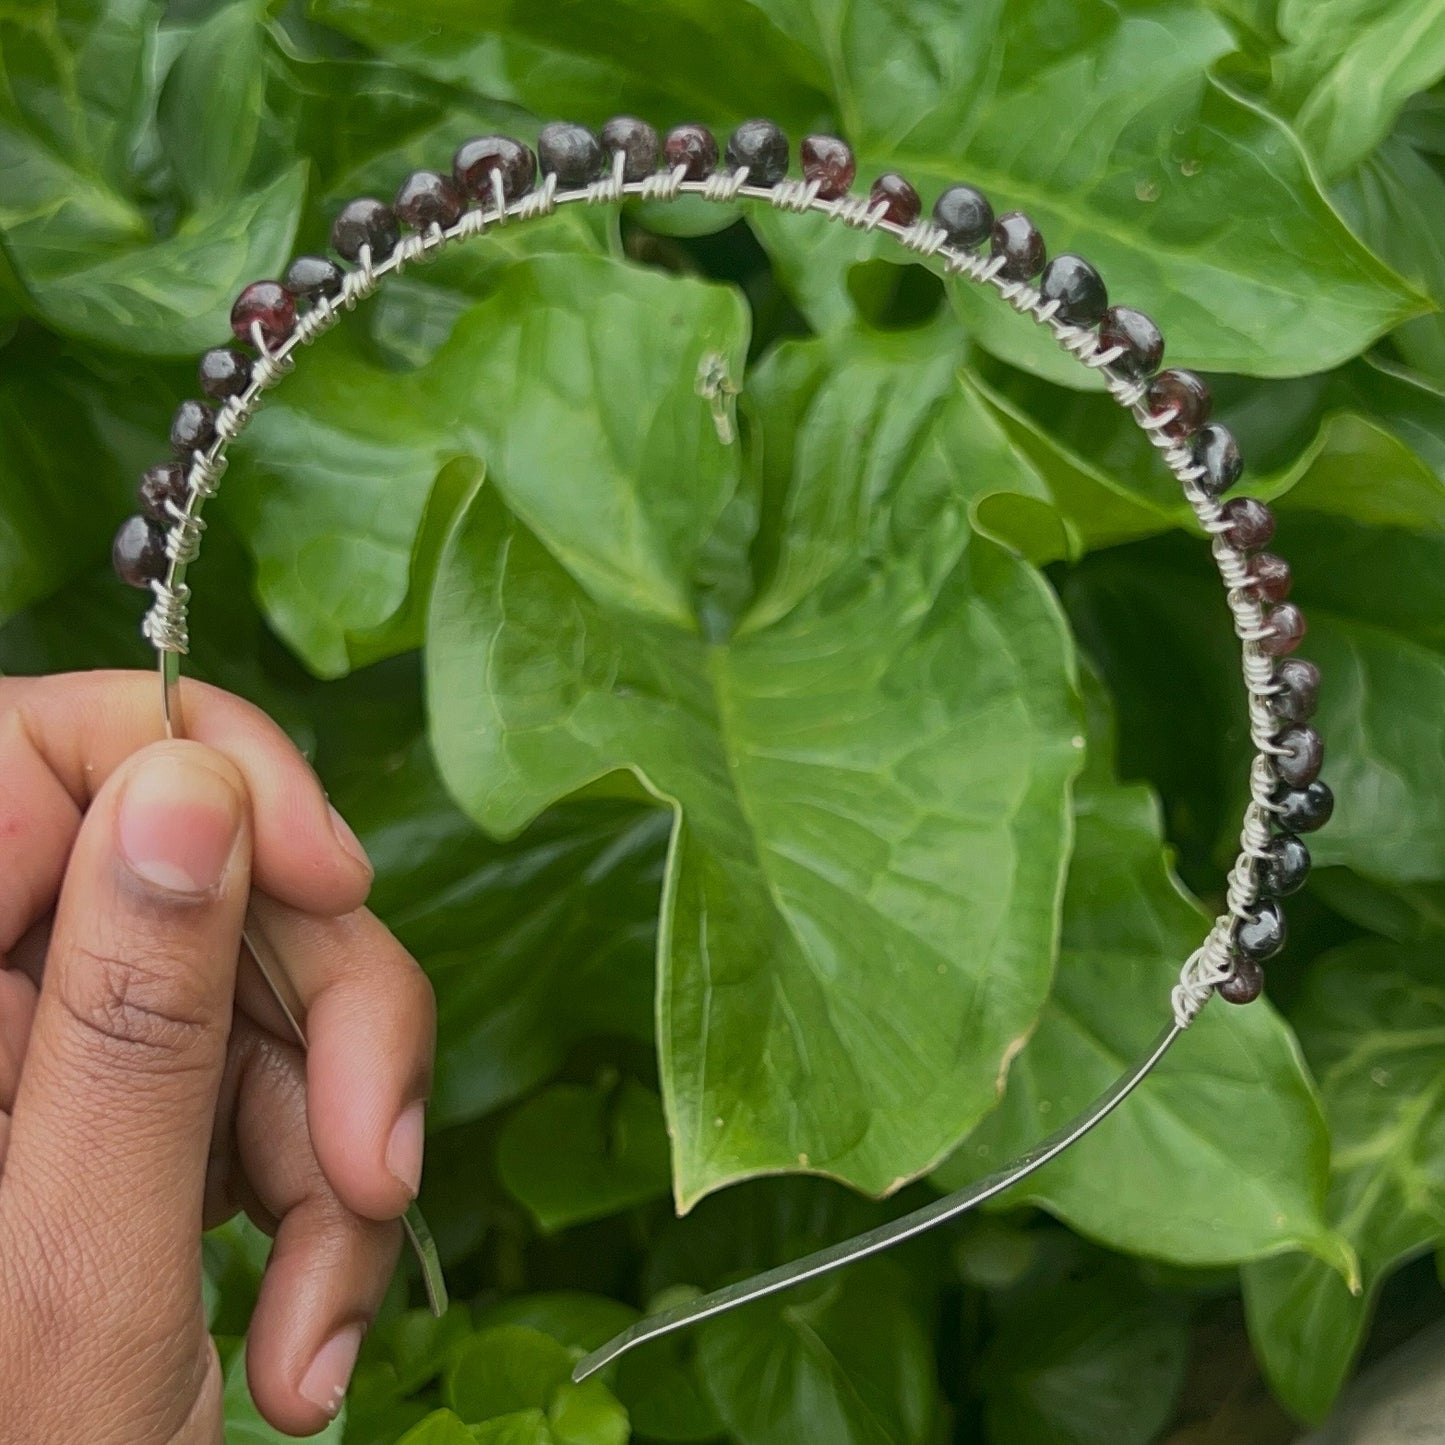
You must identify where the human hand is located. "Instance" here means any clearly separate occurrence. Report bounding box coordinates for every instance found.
[0,671,436,1440]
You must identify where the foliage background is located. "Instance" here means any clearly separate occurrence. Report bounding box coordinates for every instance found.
[3,1,1445,1440]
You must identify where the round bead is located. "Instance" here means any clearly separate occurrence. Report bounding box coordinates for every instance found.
[1275,724,1324,789]
[329,198,400,264]
[1191,423,1243,497]
[283,254,343,302]
[1039,254,1108,325]
[1271,658,1320,724]
[394,169,466,230]
[1098,306,1164,379]
[990,212,1046,281]
[1276,780,1334,833]
[1262,602,1307,657]
[1259,834,1310,898]
[1220,497,1276,552]
[198,347,251,401]
[453,136,536,203]
[1145,368,1211,440]
[230,280,295,348]
[1237,900,1287,962]
[933,184,993,248]
[138,462,187,524]
[800,134,855,200]
[1217,957,1264,1005]
[112,515,168,589]
[1246,552,1292,604]
[601,116,660,181]
[726,119,789,186]
[538,121,603,185]
[169,399,217,456]
[869,172,922,226]
[664,123,718,179]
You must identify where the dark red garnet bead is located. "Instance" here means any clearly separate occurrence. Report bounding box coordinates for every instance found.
[453,136,537,202]
[664,123,718,179]
[726,119,789,186]
[1098,305,1164,379]
[1039,254,1108,325]
[112,515,168,589]
[1191,423,1243,496]
[800,135,855,199]
[1237,899,1287,962]
[230,280,295,347]
[198,347,251,401]
[138,462,187,524]
[538,121,603,184]
[394,169,466,230]
[1145,368,1211,440]
[1276,780,1334,833]
[601,116,660,181]
[1270,657,1320,724]
[1259,834,1311,898]
[1262,602,1307,657]
[933,185,993,248]
[330,198,400,264]
[169,399,216,456]
[870,172,921,226]
[284,254,343,302]
[1275,725,1324,789]
[990,211,1046,281]
[1246,552,1292,604]
[1220,497,1275,551]
[1218,956,1264,1005]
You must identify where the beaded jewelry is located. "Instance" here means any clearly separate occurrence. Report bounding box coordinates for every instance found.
[112,116,1330,1376]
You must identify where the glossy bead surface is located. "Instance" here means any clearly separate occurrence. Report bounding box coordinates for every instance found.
[1237,900,1287,962]
[1259,834,1311,897]
[169,399,216,456]
[1275,725,1324,789]
[726,119,789,186]
[601,116,659,180]
[138,462,187,524]
[1246,552,1292,604]
[537,121,603,184]
[283,254,343,301]
[230,280,295,347]
[1191,423,1242,496]
[329,198,400,263]
[394,169,466,230]
[1218,957,1264,1005]
[1039,254,1108,325]
[1262,602,1307,657]
[1220,497,1276,551]
[1098,306,1164,379]
[1145,368,1211,440]
[933,184,993,247]
[800,135,855,199]
[112,515,168,589]
[869,172,921,226]
[990,211,1046,280]
[664,123,718,179]
[198,347,251,401]
[1270,657,1320,724]
[1276,780,1334,833]
[453,136,536,202]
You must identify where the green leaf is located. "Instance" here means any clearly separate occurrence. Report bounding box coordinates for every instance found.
[224,1341,347,1442]
[496,1078,672,1234]
[1243,941,1445,1421]
[398,1411,486,1445]
[475,1295,639,1355]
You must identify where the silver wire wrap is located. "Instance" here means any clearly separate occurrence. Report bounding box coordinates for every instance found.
[146,164,1280,1022]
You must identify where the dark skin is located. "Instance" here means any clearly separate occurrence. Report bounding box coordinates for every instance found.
[0,672,437,1439]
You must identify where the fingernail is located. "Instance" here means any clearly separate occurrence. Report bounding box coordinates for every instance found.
[386,1101,426,1199]
[300,1323,363,1416]
[327,803,372,878]
[116,752,242,895]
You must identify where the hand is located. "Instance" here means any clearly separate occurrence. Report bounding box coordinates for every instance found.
[0,671,437,1440]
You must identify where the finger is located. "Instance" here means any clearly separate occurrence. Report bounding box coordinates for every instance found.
[0,670,372,951]
[0,965,38,1112]
[249,896,435,1222]
[0,741,249,1325]
[222,1016,400,1434]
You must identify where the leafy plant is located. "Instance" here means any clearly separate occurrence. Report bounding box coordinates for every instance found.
[3,1,1445,1441]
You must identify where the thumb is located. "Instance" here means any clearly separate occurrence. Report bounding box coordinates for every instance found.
[1,740,250,1309]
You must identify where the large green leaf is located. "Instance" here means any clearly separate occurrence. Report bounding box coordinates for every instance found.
[1243,941,1445,1422]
